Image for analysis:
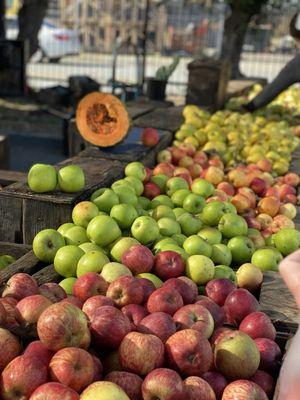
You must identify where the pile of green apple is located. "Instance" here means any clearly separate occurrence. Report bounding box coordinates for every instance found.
[0,255,16,270]
[32,160,300,296]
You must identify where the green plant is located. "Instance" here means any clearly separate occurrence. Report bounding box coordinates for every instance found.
[155,56,180,81]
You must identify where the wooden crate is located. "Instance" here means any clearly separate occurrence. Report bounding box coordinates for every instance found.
[78,126,173,167]
[134,106,184,133]
[0,170,26,187]
[0,156,124,244]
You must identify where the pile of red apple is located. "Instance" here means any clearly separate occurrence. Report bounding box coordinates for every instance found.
[0,268,282,399]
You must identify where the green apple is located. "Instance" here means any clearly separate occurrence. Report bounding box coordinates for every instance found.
[80,381,131,400]
[214,265,237,283]
[54,245,84,277]
[77,250,110,276]
[110,203,138,229]
[273,228,300,256]
[227,236,255,265]
[171,189,191,207]
[191,178,214,198]
[57,223,75,236]
[211,243,232,266]
[167,177,189,196]
[154,238,178,253]
[59,277,77,295]
[150,174,168,192]
[90,187,107,201]
[64,226,88,246]
[28,163,57,193]
[150,195,174,209]
[124,176,144,196]
[178,213,203,236]
[125,161,146,181]
[223,202,237,214]
[136,206,149,217]
[87,215,121,246]
[201,201,230,226]
[218,213,248,238]
[186,255,215,284]
[173,207,186,219]
[131,216,159,244]
[251,248,283,271]
[1,255,15,265]
[137,196,151,210]
[157,217,181,236]
[183,193,205,214]
[93,188,119,213]
[112,185,138,207]
[183,235,212,257]
[101,262,132,283]
[58,165,85,193]
[198,227,222,245]
[110,237,139,262]
[33,229,65,263]
[152,205,176,221]
[79,242,108,255]
[157,244,189,261]
[0,258,7,270]
[72,201,99,228]
[172,233,187,247]
[136,273,163,288]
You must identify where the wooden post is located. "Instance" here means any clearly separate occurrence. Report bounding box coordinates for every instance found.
[0,135,9,170]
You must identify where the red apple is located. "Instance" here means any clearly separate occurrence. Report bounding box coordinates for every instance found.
[2,273,38,300]
[29,382,80,400]
[221,380,268,400]
[172,147,187,164]
[217,182,235,196]
[250,370,275,398]
[194,151,208,166]
[82,295,114,320]
[137,278,156,303]
[205,279,236,307]
[0,298,20,332]
[1,355,48,399]
[257,196,280,217]
[50,347,94,393]
[153,163,174,178]
[250,177,268,197]
[283,193,297,204]
[254,338,282,373]
[0,328,21,372]
[92,355,103,381]
[106,276,144,307]
[143,182,161,199]
[231,194,251,214]
[72,272,108,303]
[224,288,259,325]
[147,287,183,316]
[105,371,143,400]
[284,172,300,187]
[257,159,272,172]
[90,305,131,349]
[173,304,214,338]
[121,244,154,275]
[141,127,159,147]
[265,186,280,199]
[60,295,83,309]
[278,184,296,201]
[38,283,67,303]
[24,340,54,367]
[237,187,256,209]
[153,251,185,281]
[195,296,225,327]
[102,350,122,375]
[239,311,276,340]
[188,163,203,179]
[244,215,262,230]
[166,329,213,376]
[119,331,165,376]
[142,368,186,400]
[138,311,176,342]
[202,371,228,400]
[0,301,7,325]
[121,304,149,328]
[37,302,91,351]
[184,376,216,400]
[177,276,198,301]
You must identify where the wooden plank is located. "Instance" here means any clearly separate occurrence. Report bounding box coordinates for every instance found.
[32,264,60,286]
[226,79,257,100]
[0,196,23,242]
[134,106,184,132]
[0,170,27,187]
[0,135,9,170]
[0,242,31,259]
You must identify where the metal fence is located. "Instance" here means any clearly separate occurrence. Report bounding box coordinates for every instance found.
[6,0,299,98]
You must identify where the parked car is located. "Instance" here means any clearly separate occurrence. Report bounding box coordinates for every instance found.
[6,16,81,62]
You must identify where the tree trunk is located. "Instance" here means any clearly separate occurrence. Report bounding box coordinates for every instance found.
[17,0,48,57]
[0,0,6,39]
[221,7,253,78]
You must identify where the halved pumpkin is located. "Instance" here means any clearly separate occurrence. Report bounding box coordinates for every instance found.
[76,92,130,147]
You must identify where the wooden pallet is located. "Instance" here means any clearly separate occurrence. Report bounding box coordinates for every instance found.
[0,156,124,244]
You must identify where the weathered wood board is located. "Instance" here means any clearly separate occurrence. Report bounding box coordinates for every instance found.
[0,170,27,187]
[134,106,184,132]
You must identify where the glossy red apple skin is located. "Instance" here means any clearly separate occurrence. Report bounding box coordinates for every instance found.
[177,276,198,300]
[224,288,259,325]
[153,162,174,178]
[38,282,67,303]
[121,304,149,329]
[147,286,184,316]
[250,370,275,398]
[105,371,143,400]
[184,376,216,400]
[49,347,94,393]
[119,331,165,376]
[0,328,21,372]
[106,276,144,308]
[0,298,20,331]
[142,368,186,400]
[138,278,156,303]
[205,279,236,307]
[143,182,161,199]
[121,244,154,275]
[138,311,176,342]
[173,304,214,339]
[141,127,159,147]
[195,296,225,327]
[239,311,276,340]
[166,329,213,377]
[29,382,80,400]
[2,273,38,300]
[163,278,197,305]
[202,371,228,400]
[82,295,114,320]
[0,301,7,325]
[221,379,268,400]
[72,272,108,303]
[153,251,185,280]
[91,355,103,381]
[60,295,83,309]
[254,338,282,373]
[24,340,54,367]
